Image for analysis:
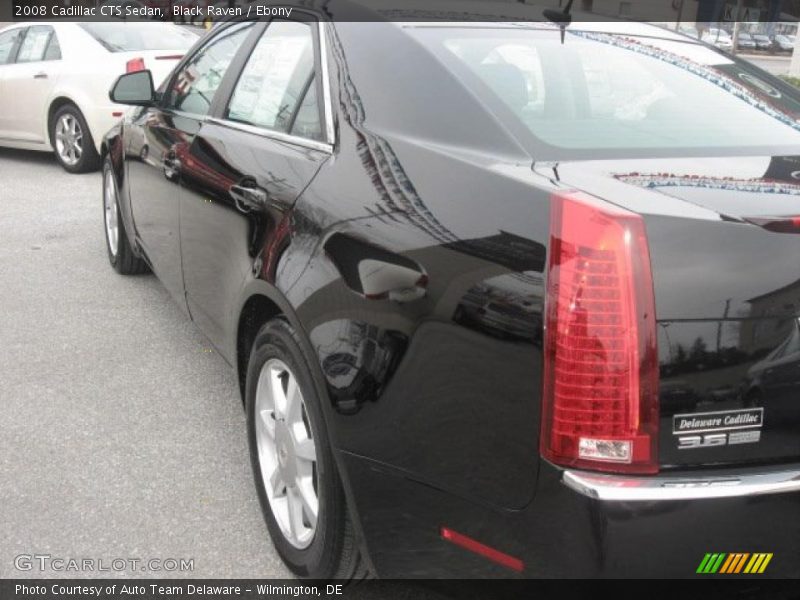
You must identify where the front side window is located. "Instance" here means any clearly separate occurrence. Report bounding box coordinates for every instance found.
[17,26,58,63]
[165,22,254,117]
[226,21,322,140]
[0,28,24,65]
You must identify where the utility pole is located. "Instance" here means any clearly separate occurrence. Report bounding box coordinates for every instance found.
[716,298,731,352]
[791,24,800,76]
[731,0,744,56]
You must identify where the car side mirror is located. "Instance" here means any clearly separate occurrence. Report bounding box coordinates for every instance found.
[109,70,156,106]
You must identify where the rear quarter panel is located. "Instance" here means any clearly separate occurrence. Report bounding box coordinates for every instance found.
[276,22,557,512]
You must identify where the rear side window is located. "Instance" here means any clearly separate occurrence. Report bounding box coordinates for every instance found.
[17,26,58,63]
[226,21,322,141]
[44,31,61,61]
[0,28,23,65]
[412,26,800,157]
[79,23,197,52]
[165,22,254,117]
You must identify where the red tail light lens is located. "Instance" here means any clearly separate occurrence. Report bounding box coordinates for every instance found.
[126,58,146,73]
[541,191,659,474]
[744,215,800,233]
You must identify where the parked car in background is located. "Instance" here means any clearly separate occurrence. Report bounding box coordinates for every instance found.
[0,21,197,172]
[101,8,800,578]
[774,34,795,52]
[736,32,756,51]
[702,27,733,50]
[753,33,775,52]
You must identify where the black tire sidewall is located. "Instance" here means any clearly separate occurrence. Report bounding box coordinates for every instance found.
[51,105,100,173]
[245,319,344,578]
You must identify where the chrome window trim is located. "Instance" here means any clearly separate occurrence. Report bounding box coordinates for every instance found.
[563,466,800,501]
[207,117,333,154]
[317,21,335,146]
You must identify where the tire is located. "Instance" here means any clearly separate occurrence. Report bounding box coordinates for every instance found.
[51,103,101,173]
[103,158,148,275]
[246,318,366,579]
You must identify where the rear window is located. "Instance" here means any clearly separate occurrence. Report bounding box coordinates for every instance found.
[409,25,800,157]
[79,23,197,53]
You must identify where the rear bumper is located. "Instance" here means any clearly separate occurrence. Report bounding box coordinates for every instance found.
[544,463,800,577]
[342,453,800,578]
[563,464,800,502]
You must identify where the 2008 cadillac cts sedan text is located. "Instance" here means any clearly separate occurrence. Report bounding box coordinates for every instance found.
[101,4,800,579]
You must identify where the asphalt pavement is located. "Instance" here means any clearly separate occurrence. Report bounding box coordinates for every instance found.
[740,52,792,76]
[0,148,297,579]
[0,148,448,599]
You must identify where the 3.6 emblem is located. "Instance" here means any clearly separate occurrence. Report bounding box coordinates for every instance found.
[676,429,762,450]
[677,433,727,449]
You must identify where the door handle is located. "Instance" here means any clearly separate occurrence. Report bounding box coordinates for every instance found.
[33,72,48,79]
[230,182,269,212]
[163,153,181,181]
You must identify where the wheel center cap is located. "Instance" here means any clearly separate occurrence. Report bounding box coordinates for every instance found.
[274,423,296,482]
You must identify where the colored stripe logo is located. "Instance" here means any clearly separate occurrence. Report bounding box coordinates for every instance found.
[697,553,773,574]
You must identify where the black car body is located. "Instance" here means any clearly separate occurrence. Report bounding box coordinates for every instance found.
[102,5,800,578]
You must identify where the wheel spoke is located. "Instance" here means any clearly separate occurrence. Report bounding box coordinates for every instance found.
[286,487,303,538]
[259,408,275,440]
[296,476,318,526]
[294,437,316,463]
[267,366,284,417]
[269,467,285,497]
[284,376,300,423]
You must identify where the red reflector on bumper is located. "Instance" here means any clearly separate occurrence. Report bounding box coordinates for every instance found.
[440,527,524,572]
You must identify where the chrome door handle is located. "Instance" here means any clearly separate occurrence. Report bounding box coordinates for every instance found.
[163,154,181,181]
[33,72,48,79]
[230,183,269,212]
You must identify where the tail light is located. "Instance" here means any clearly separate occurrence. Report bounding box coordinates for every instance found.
[744,215,800,233]
[126,58,146,73]
[541,191,659,474]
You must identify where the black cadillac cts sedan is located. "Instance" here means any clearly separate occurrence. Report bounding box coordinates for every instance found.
[101,3,800,579]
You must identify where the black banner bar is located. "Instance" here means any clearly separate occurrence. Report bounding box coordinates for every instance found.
[2,579,800,600]
[1,0,799,23]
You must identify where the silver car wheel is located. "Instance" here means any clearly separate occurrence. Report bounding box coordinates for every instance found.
[54,113,83,166]
[255,358,319,549]
[103,167,119,257]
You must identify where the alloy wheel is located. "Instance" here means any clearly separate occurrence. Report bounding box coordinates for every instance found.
[255,358,319,549]
[54,113,83,166]
[103,168,119,257]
